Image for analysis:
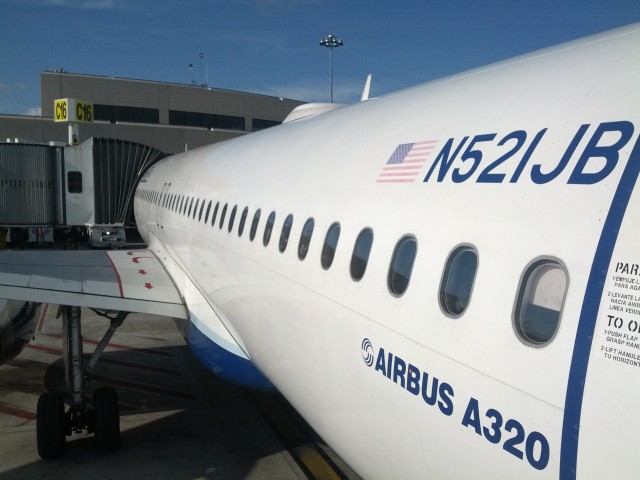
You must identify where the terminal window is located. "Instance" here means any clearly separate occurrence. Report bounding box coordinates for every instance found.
[67,171,82,193]
[169,110,245,131]
[94,104,159,124]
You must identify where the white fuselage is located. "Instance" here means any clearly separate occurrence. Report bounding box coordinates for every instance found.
[133,25,640,479]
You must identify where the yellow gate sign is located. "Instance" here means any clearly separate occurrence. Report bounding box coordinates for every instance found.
[54,98,93,123]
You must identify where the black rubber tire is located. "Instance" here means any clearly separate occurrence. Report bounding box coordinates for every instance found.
[36,392,66,460]
[93,387,121,452]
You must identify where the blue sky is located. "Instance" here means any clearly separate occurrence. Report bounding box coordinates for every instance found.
[2,0,640,115]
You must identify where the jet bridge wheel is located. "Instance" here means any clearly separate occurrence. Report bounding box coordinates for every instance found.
[36,392,67,460]
[93,387,121,452]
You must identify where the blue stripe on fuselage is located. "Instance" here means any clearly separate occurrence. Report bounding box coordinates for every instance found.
[560,134,640,478]
[185,321,274,392]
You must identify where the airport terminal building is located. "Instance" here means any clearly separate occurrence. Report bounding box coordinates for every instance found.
[0,72,304,241]
[1,71,304,154]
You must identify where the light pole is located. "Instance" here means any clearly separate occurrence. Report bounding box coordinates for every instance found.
[319,34,343,103]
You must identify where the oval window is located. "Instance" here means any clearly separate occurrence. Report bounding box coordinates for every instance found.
[194,198,201,219]
[350,228,374,281]
[219,203,228,229]
[514,259,568,346]
[321,222,341,270]
[279,214,294,253]
[204,200,212,223]
[298,218,315,260]
[250,209,261,241]
[238,207,249,237]
[263,211,276,246]
[228,205,238,233]
[388,236,417,296]
[440,246,478,317]
[211,201,219,226]
[198,199,205,221]
[187,197,194,217]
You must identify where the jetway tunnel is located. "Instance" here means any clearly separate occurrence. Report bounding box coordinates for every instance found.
[0,138,166,229]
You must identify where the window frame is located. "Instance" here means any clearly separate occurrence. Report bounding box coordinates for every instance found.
[219,203,228,229]
[263,211,276,247]
[512,257,569,348]
[228,205,238,233]
[279,214,294,253]
[438,244,479,318]
[350,228,374,282]
[387,235,417,297]
[321,222,341,270]
[250,209,261,241]
[238,207,249,237]
[298,218,315,261]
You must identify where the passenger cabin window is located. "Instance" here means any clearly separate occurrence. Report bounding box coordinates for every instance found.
[238,207,248,237]
[279,214,294,253]
[350,228,374,281]
[263,211,276,246]
[440,246,478,317]
[228,205,238,233]
[388,235,417,296]
[211,202,219,226]
[514,259,568,346]
[205,201,212,223]
[250,209,261,241]
[68,171,83,193]
[219,203,228,229]
[321,222,341,270]
[193,198,200,219]
[298,218,314,261]
[198,199,205,221]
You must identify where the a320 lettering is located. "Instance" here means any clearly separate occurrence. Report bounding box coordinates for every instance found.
[461,397,550,471]
[367,343,551,471]
[423,121,636,184]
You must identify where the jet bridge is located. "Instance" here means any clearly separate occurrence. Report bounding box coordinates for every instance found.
[0,138,165,244]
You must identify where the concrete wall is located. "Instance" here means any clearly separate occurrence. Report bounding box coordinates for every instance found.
[0,115,244,154]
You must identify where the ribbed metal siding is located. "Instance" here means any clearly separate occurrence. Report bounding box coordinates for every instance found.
[0,144,57,225]
[92,138,165,225]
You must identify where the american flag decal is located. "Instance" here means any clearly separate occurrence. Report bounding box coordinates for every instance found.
[376,140,438,183]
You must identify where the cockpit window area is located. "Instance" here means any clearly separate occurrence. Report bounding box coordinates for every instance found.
[439,245,478,318]
[513,258,568,347]
[388,235,416,296]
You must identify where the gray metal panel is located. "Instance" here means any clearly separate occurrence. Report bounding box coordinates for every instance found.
[0,144,58,225]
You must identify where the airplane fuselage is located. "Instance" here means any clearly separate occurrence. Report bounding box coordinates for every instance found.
[133,24,640,479]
